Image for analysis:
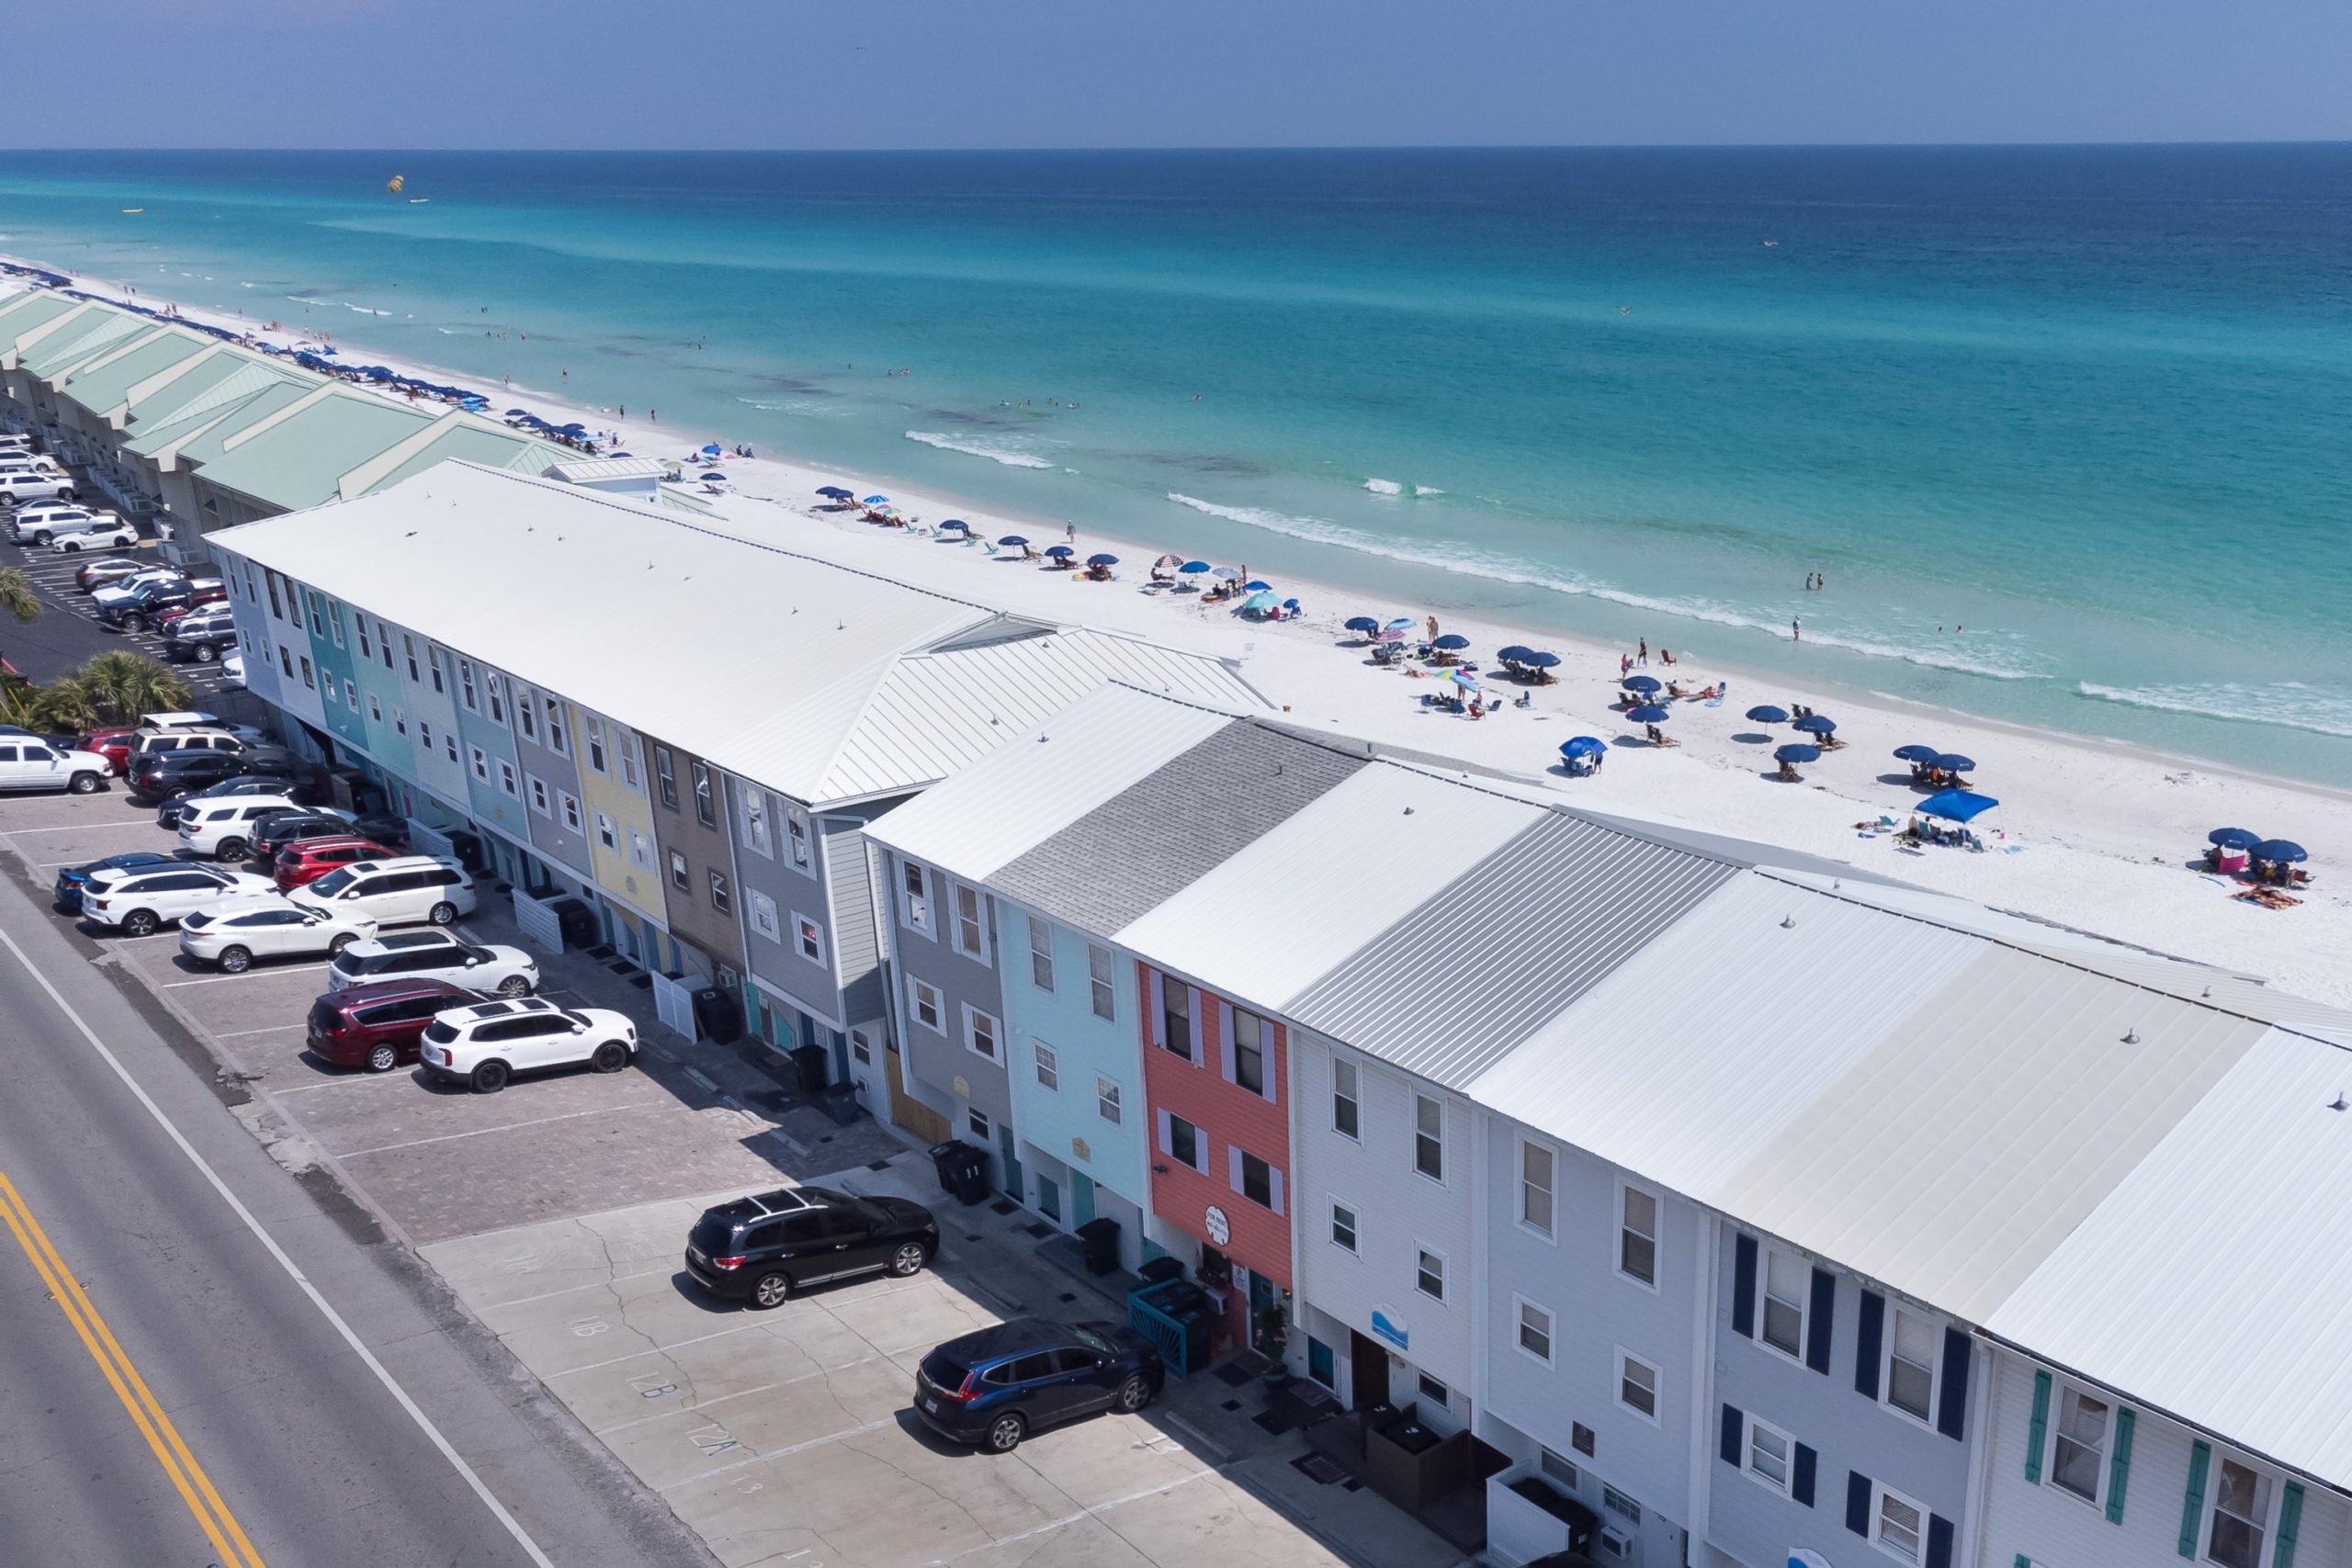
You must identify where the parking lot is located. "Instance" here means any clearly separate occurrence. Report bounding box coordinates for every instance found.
[0,517,240,696]
[0,784,1457,1568]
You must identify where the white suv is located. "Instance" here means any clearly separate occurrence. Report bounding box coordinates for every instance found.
[0,470,74,505]
[8,502,107,544]
[289,856,475,929]
[328,931,538,997]
[48,515,139,553]
[92,570,184,614]
[178,794,305,859]
[81,863,276,935]
[0,739,112,795]
[178,897,379,973]
[417,998,638,1093]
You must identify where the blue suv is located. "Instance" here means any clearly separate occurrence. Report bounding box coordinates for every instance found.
[914,1317,1163,1453]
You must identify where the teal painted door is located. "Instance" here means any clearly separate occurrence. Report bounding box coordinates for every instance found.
[1308,1337,1336,1388]
[1071,1172,1096,1227]
[1037,1175,1060,1222]
[997,1127,1023,1196]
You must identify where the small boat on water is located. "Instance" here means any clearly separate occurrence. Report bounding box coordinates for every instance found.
[121,208,143,214]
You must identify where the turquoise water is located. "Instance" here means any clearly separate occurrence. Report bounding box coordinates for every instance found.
[5,147,2348,778]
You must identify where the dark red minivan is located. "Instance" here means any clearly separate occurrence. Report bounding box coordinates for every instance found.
[306,979,473,1071]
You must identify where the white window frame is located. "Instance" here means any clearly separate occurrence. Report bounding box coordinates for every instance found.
[1095,1075,1121,1124]
[1617,1178,1661,1290]
[343,677,358,709]
[377,619,393,671]
[1412,1092,1445,1184]
[671,849,692,893]
[1330,1198,1359,1255]
[497,760,519,799]
[1027,915,1056,993]
[586,716,608,774]
[526,774,551,818]
[1158,1111,1207,1174]
[443,733,458,764]
[898,858,933,937]
[515,687,538,741]
[749,889,780,942]
[1514,1293,1555,1366]
[1519,1137,1555,1240]
[392,706,406,737]
[1615,1348,1661,1425]
[1415,1242,1447,1303]
[542,697,567,757]
[356,617,371,660]
[951,880,990,964]
[2044,1381,2111,1508]
[628,829,653,872]
[559,791,582,831]
[967,1107,990,1143]
[366,692,382,723]
[962,1004,1001,1063]
[909,979,944,1036]
[793,911,825,965]
[742,784,773,857]
[1331,1055,1360,1140]
[2201,1452,2278,1568]
[428,647,446,694]
[619,738,640,791]
[786,807,812,872]
[1883,1305,1943,1429]
[485,674,505,726]
[1870,1479,1928,1565]
[403,633,419,682]
[1744,1412,1794,1495]
[1086,941,1116,1021]
[1759,1245,1811,1365]
[458,658,478,712]
[1033,1042,1059,1092]
[419,719,432,750]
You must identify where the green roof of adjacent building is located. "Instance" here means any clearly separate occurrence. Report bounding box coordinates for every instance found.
[21,310,148,377]
[55,329,216,416]
[362,422,563,493]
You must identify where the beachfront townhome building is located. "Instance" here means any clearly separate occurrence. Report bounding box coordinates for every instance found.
[209,461,1264,1063]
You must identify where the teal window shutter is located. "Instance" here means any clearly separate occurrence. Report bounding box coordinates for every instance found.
[2179,1440,2211,1557]
[2025,1371,2052,1483]
[2275,1481,2303,1568]
[2106,1407,2135,1523]
[2015,1557,2033,1568]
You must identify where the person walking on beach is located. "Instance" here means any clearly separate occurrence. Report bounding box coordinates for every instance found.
[1637,637,1649,666]
[1620,652,1632,677]
[1792,616,1802,642]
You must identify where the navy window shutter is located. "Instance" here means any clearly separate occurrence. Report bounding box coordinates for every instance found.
[1855,1290,1885,1398]
[1721,1404,1744,1466]
[1937,1327,1971,1438]
[1793,1443,1817,1507]
[1846,1472,1871,1537]
[1732,1234,1758,1337]
[1927,1513,1954,1568]
[1806,1267,1836,1373]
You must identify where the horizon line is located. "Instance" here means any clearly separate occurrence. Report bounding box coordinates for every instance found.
[7,138,2351,155]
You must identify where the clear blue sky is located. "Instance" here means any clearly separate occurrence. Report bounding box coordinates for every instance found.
[30,0,2351,149]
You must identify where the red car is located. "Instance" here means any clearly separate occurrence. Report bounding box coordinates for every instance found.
[275,836,395,892]
[306,978,473,1071]
[79,727,139,775]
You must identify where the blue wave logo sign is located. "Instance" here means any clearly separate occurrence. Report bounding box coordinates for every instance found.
[1370,1308,1408,1351]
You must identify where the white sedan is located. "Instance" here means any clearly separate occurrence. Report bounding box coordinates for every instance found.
[178,897,379,973]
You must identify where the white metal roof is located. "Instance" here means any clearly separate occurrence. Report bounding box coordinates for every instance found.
[548,457,672,482]
[862,683,1238,880]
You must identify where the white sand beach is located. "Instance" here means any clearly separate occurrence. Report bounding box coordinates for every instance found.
[27,260,2352,1006]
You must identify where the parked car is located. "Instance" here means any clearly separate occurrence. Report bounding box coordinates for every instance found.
[162,613,238,663]
[684,1187,939,1310]
[288,855,474,929]
[0,737,114,794]
[76,726,139,774]
[98,575,218,632]
[130,746,296,805]
[80,863,275,935]
[155,769,311,827]
[177,896,378,973]
[74,556,150,592]
[273,836,395,891]
[156,593,231,632]
[178,794,309,859]
[90,570,185,615]
[53,850,183,910]
[47,516,140,554]
[220,649,246,687]
[138,710,263,742]
[913,1319,1163,1453]
[0,469,79,505]
[7,502,108,544]
[328,930,538,997]
[304,978,475,1072]
[248,811,362,863]
[416,998,637,1093]
[0,450,62,473]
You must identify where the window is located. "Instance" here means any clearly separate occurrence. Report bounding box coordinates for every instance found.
[356,619,371,660]
[306,591,323,636]
[898,859,932,934]
[1162,1113,1204,1172]
[1087,942,1115,1021]
[1412,1093,1444,1181]
[1732,1415,1788,1494]
[1034,1043,1059,1091]
[1601,1484,1640,1524]
[559,792,582,831]
[378,620,393,670]
[1874,1482,1925,1563]
[2207,1457,2272,1568]
[654,746,677,809]
[1540,1449,1580,1491]
[1233,1006,1268,1096]
[1027,916,1055,992]
[594,811,617,852]
[1619,1182,1658,1286]
[1886,1308,1939,1425]
[445,734,458,763]
[708,870,730,914]
[1330,1201,1358,1253]
[265,570,282,617]
[515,691,537,740]
[392,707,406,736]
[424,648,445,694]
[795,913,824,964]
[967,1108,990,1143]
[403,634,419,682]
[343,678,357,708]
[542,699,566,755]
[1095,1076,1121,1124]
[586,717,607,773]
[1418,1373,1451,1409]
[749,889,779,941]
[1761,1248,1808,1360]
[497,760,518,799]
[1617,1350,1659,1422]
[299,654,314,689]
[469,746,489,782]
[965,1006,1000,1062]
[280,647,295,679]
[1238,1151,1276,1211]
[952,882,988,962]
[689,759,711,825]
[327,601,344,646]
[1332,1056,1360,1138]
[742,785,771,856]
[458,659,478,711]
[1160,976,1193,1061]
[419,720,432,750]
[786,808,810,869]
[670,850,690,892]
[2050,1385,2109,1504]
[1520,1141,1555,1237]
[1416,1246,1446,1301]
[1516,1296,1555,1364]
[619,740,640,790]
[486,676,505,725]
[527,776,551,817]
[628,830,652,871]
[849,1027,871,1065]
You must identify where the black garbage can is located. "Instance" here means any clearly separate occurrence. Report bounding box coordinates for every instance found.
[547,897,600,948]
[820,1081,860,1126]
[1137,1255,1184,1287]
[926,1141,989,1205]
[692,987,743,1044]
[1077,1217,1121,1276]
[787,1043,829,1093]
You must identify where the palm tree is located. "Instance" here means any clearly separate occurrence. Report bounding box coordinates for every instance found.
[67,650,189,728]
[0,566,38,627]
[22,674,100,732]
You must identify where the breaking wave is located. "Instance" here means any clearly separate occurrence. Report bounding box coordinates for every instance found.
[2077,681,2352,739]
[903,430,1056,469]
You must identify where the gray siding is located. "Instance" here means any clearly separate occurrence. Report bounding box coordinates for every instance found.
[888,852,1013,1124]
[641,738,745,979]
[988,723,1363,935]
[822,814,885,1024]
[503,675,594,874]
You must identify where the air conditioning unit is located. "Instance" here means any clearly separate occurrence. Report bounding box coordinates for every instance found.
[1599,1525,1634,1561]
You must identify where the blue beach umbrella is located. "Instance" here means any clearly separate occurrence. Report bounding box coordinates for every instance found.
[1523,651,1561,669]
[1628,704,1671,724]
[1624,675,1664,694]
[862,494,890,505]
[1045,545,1075,558]
[1242,580,1273,592]
[1934,752,1975,773]
[1918,789,1999,824]
[1181,560,1212,574]
[1433,634,1471,651]
[1345,615,1382,633]
[1894,744,1940,763]
[1793,714,1838,736]
[1282,598,1302,615]
[1088,553,1119,567]
[1384,616,1418,633]
[816,485,852,498]
[1775,743,1822,764]
[1243,591,1278,612]
[939,520,969,532]
[998,535,1029,547]
[702,443,723,456]
[1745,705,1790,724]
[2207,828,2262,850]
[699,470,727,481]
[505,407,530,417]
[1498,645,1536,664]
[2253,839,2308,863]
[1560,737,1607,760]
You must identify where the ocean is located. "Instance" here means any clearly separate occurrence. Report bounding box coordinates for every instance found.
[4,146,2348,779]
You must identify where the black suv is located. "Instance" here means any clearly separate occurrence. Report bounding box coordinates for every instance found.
[163,612,238,663]
[684,1187,939,1309]
[131,746,299,805]
[94,575,195,633]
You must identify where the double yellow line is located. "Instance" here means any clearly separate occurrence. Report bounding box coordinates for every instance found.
[0,1170,266,1567]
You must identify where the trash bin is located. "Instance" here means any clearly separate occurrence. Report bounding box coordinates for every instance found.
[547,897,600,948]
[1137,1255,1184,1287]
[788,1043,829,1093]
[1077,1217,1121,1276]
[820,1081,860,1126]
[692,987,743,1044]
[926,1140,989,1205]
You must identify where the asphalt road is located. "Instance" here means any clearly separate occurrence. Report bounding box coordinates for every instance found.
[0,863,719,1567]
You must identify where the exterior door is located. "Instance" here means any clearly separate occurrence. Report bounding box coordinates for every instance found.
[997,1126,1023,1198]
[1036,1175,1060,1223]
[1350,1330,1390,1411]
[1070,1173,1095,1228]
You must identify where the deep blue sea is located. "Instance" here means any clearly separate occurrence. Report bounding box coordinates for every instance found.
[4,147,2348,778]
